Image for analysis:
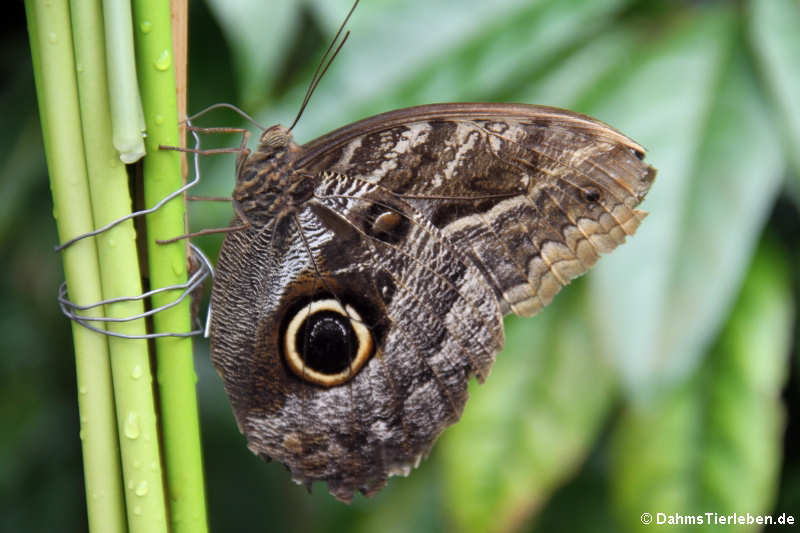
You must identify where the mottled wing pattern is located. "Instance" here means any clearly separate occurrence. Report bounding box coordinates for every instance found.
[210,176,504,500]
[299,103,656,317]
[210,103,655,502]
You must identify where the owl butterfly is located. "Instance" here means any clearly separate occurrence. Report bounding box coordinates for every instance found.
[208,101,655,501]
[204,0,654,506]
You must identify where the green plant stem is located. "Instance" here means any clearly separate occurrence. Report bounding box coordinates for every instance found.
[102,0,146,162]
[131,1,209,531]
[24,1,127,532]
[71,1,170,533]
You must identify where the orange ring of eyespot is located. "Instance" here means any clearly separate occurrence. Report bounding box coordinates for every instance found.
[283,299,373,387]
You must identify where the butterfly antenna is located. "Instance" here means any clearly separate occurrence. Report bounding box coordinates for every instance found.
[289,0,360,131]
[293,31,350,125]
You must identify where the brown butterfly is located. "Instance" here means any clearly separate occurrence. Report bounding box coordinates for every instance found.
[207,101,656,501]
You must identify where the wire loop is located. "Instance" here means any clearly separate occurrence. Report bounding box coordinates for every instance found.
[56,121,216,339]
[58,244,213,338]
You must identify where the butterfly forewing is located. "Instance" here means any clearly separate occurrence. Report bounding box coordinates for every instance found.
[209,103,655,502]
[298,104,655,316]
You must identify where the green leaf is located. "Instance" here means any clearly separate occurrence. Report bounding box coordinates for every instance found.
[439,284,617,533]
[585,9,784,395]
[749,0,800,184]
[270,0,634,140]
[382,0,633,105]
[650,47,784,384]
[204,0,300,108]
[517,25,643,109]
[611,241,794,532]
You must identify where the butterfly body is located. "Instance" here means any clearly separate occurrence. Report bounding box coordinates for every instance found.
[209,103,656,501]
[232,125,310,226]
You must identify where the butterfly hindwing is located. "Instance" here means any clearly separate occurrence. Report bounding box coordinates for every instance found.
[212,176,503,499]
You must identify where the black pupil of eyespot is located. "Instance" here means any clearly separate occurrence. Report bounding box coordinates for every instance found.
[296,311,357,374]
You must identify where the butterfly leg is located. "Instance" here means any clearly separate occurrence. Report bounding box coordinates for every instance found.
[155,223,250,245]
[159,126,251,158]
[186,195,232,202]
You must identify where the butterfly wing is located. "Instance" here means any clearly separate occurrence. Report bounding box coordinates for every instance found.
[210,103,655,501]
[211,180,503,500]
[298,103,656,316]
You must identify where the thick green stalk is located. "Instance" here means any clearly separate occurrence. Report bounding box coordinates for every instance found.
[102,0,146,162]
[24,1,127,532]
[131,1,209,532]
[71,2,170,533]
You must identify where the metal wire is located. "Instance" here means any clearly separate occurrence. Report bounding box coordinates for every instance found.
[54,122,206,251]
[56,122,218,339]
[57,244,214,339]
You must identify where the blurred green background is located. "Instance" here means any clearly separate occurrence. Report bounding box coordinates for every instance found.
[3,0,800,531]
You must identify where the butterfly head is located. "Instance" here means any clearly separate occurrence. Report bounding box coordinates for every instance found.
[258,124,293,152]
